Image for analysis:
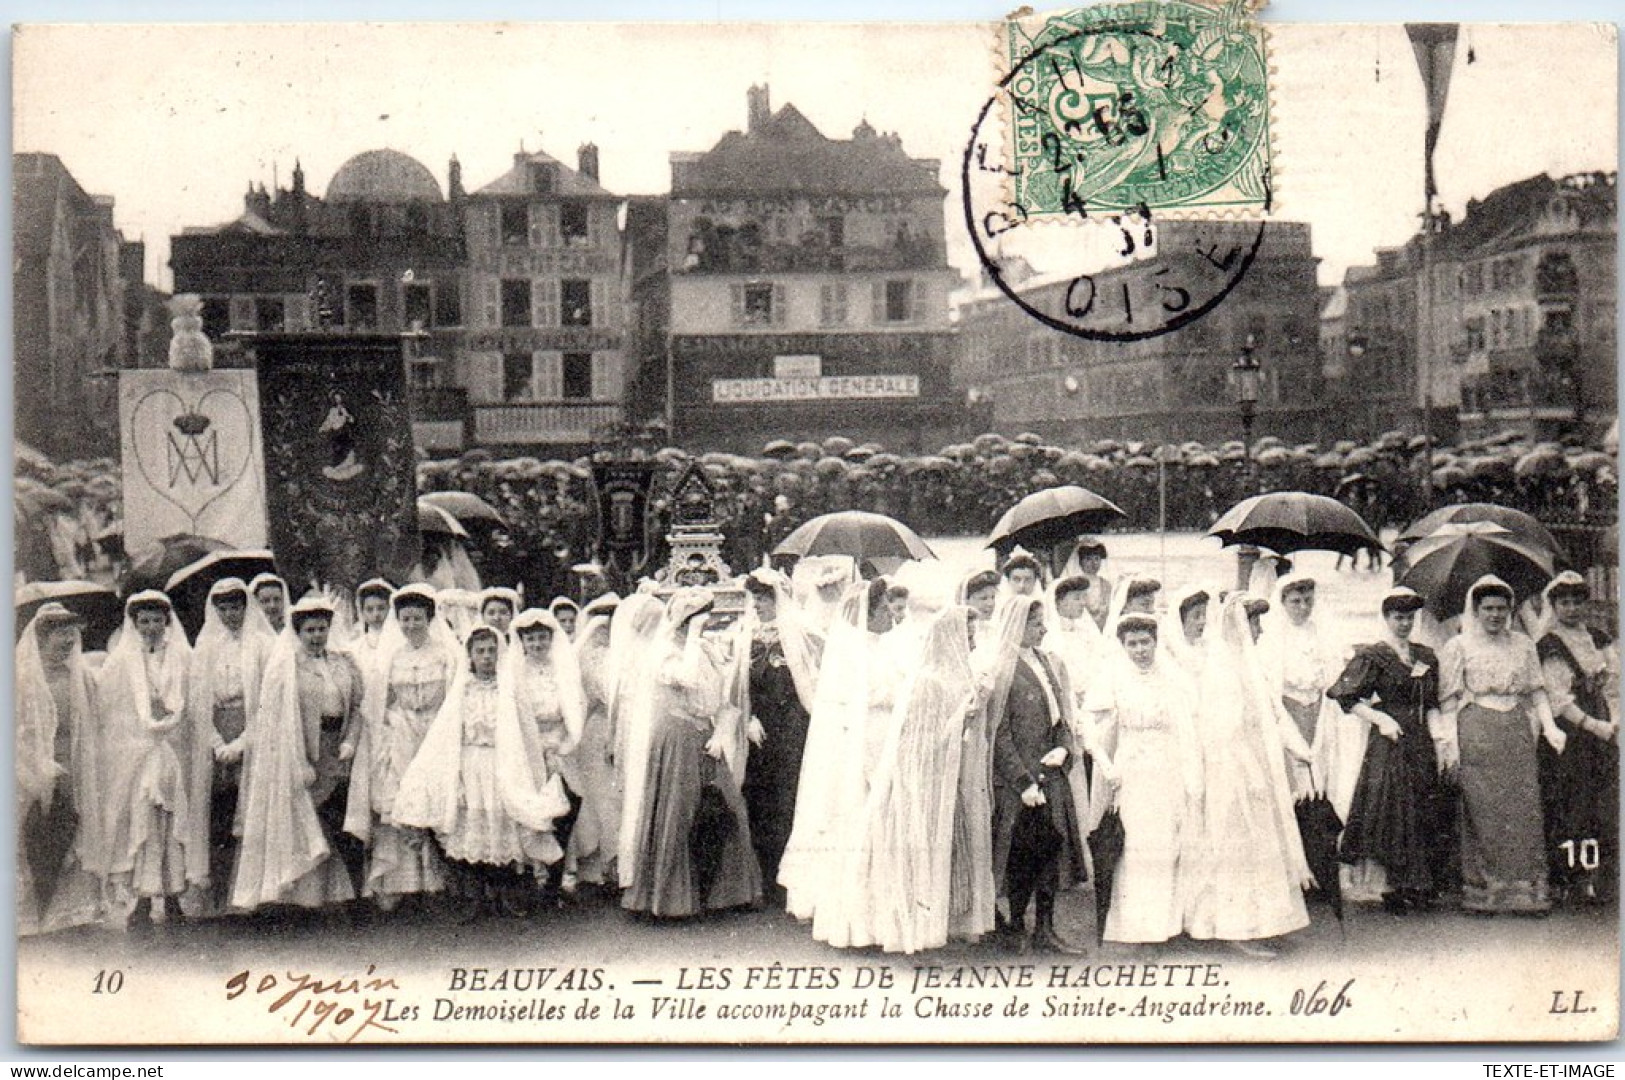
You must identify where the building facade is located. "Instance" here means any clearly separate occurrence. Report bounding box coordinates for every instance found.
[170,144,630,453]
[456,146,628,450]
[632,86,965,452]
[1331,171,1617,441]
[15,153,151,459]
[954,221,1324,445]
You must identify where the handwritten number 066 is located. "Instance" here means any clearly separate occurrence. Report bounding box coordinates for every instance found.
[1560,839,1601,871]
[93,969,124,994]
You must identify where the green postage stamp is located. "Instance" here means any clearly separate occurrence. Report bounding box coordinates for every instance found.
[1003,0,1273,216]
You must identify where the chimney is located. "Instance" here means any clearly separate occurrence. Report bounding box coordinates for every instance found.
[291,158,305,196]
[448,154,464,200]
[577,143,600,182]
[747,84,770,134]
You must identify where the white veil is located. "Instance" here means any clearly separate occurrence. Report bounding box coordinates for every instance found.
[608,592,670,882]
[16,609,105,878]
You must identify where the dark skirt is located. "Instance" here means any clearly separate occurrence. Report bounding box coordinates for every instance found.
[1339,726,1444,894]
[623,715,761,918]
[1458,703,1549,913]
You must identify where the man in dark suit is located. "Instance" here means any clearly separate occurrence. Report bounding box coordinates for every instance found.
[992,599,1086,954]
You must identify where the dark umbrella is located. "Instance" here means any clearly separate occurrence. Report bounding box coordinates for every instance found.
[421,490,506,528]
[417,500,471,540]
[1396,522,1556,618]
[1398,502,1563,559]
[1295,789,1344,924]
[1087,807,1126,944]
[125,534,231,596]
[15,580,122,651]
[774,511,935,576]
[1208,492,1382,557]
[987,485,1128,558]
[164,548,279,640]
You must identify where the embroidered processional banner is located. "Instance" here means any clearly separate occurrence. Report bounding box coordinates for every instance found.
[118,369,268,557]
[253,334,420,591]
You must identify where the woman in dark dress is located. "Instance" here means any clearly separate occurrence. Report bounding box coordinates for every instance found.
[1536,571,1618,905]
[740,572,816,902]
[1329,586,1450,914]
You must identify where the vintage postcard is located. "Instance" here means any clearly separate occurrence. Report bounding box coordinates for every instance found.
[10,4,1620,1047]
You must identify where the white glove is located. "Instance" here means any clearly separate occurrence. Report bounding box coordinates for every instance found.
[1040,747,1068,768]
[1544,725,1568,754]
[746,718,766,747]
[1020,783,1047,808]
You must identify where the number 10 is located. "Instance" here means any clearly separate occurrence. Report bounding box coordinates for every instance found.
[1560,838,1601,870]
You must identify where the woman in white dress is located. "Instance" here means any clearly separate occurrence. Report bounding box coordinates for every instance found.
[394,624,569,920]
[17,603,108,936]
[100,591,200,932]
[858,605,980,953]
[1258,573,1361,816]
[779,577,905,945]
[1084,612,1201,945]
[610,592,674,889]
[1185,594,1313,955]
[567,593,623,890]
[512,607,587,906]
[364,586,456,910]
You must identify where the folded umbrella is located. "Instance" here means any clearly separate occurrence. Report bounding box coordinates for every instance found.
[1295,788,1344,925]
[1087,806,1126,944]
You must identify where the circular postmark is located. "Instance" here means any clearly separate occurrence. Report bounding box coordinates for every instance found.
[961,16,1274,343]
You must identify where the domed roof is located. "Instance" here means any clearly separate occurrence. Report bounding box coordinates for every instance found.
[326,149,443,204]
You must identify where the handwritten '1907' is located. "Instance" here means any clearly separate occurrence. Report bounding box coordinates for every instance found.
[225,964,404,1042]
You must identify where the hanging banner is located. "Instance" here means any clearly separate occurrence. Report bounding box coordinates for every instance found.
[254,334,421,591]
[591,460,658,582]
[119,369,268,557]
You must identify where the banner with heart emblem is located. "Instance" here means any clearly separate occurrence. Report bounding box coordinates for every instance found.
[119,370,268,556]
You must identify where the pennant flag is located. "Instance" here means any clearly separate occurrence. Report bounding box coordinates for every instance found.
[1406,23,1459,205]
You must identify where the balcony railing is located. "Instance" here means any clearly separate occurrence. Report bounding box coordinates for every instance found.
[1461,369,1580,415]
[473,401,623,445]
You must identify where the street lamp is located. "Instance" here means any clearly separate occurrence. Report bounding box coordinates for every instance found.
[1232,332,1262,474]
[1231,332,1263,591]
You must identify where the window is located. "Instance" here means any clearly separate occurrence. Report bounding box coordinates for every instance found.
[820,216,844,248]
[560,201,589,245]
[529,163,557,193]
[435,282,462,327]
[201,297,231,340]
[563,352,593,400]
[884,279,913,322]
[409,358,441,389]
[502,352,533,401]
[742,283,775,325]
[501,279,532,328]
[819,284,848,326]
[404,204,429,235]
[345,284,379,329]
[500,204,529,246]
[403,283,432,330]
[255,297,285,333]
[561,279,592,327]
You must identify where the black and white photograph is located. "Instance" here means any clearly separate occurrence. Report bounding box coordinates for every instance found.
[8,4,1620,1045]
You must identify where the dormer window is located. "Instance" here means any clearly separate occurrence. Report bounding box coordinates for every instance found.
[530,162,557,194]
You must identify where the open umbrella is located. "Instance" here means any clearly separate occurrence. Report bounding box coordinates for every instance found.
[1087,807,1125,944]
[761,439,797,459]
[774,511,935,576]
[988,486,1128,558]
[1398,503,1563,559]
[164,548,279,639]
[421,490,506,528]
[125,534,231,596]
[418,500,471,540]
[1396,522,1556,617]
[1208,492,1381,557]
[15,580,122,651]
